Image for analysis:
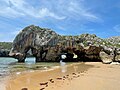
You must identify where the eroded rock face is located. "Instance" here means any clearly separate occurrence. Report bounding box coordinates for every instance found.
[114,48,120,62]
[9,25,59,62]
[84,46,102,62]
[9,25,119,63]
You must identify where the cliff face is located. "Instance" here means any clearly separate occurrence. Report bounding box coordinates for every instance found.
[9,25,120,63]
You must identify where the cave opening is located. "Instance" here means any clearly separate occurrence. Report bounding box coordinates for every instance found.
[25,49,36,64]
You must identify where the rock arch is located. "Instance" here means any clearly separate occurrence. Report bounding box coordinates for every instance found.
[9,25,59,62]
[9,25,119,63]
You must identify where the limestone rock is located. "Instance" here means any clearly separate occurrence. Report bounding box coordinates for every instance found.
[84,46,102,62]
[9,25,119,63]
[100,52,113,64]
[9,25,59,62]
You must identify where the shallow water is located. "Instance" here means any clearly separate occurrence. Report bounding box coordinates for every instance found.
[6,62,93,90]
[0,57,17,76]
[0,57,61,78]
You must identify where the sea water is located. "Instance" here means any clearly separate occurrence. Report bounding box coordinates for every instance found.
[0,57,60,77]
[0,57,17,76]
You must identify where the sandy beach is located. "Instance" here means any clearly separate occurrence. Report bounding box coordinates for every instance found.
[5,62,120,90]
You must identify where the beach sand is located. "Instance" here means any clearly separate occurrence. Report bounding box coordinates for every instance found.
[5,62,120,90]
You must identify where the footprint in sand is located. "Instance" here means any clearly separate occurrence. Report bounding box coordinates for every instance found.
[21,88,28,90]
[40,82,48,85]
[56,77,63,80]
[40,82,48,87]
[49,79,54,83]
[63,76,66,78]
[66,74,69,77]
[72,73,77,75]
[62,76,67,80]
[73,74,80,78]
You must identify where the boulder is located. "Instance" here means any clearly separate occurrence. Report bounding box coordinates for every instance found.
[114,48,120,62]
[84,46,102,62]
[100,51,113,64]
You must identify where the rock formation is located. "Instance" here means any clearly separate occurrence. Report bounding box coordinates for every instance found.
[9,25,59,62]
[9,25,120,63]
[0,42,12,57]
[0,49,10,57]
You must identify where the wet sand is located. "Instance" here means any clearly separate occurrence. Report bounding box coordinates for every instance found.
[0,75,9,90]
[5,62,120,90]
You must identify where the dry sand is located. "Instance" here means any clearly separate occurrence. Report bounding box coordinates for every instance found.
[4,62,120,90]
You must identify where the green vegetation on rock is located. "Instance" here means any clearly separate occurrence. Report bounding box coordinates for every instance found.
[0,42,12,50]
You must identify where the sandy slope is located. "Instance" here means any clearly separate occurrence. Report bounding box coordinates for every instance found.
[5,62,120,90]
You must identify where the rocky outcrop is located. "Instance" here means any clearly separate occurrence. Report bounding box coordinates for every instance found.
[105,36,120,47]
[9,25,120,63]
[9,25,59,62]
[84,46,102,62]
[0,49,10,57]
[0,42,12,57]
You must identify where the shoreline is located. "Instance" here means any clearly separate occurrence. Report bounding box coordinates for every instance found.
[3,62,120,90]
[6,62,93,90]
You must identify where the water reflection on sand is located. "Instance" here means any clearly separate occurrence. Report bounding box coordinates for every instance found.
[6,62,93,90]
